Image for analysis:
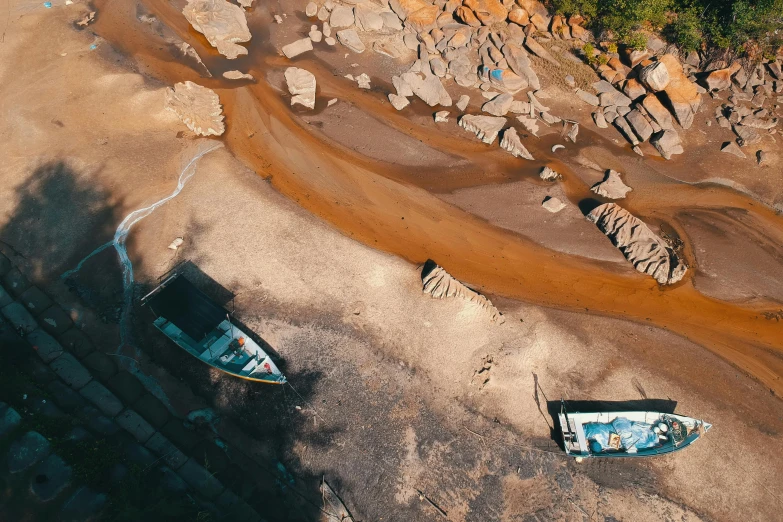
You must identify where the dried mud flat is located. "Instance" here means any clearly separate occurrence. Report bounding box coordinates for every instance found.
[0,0,782,521]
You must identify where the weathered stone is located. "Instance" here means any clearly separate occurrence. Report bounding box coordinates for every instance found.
[611,116,637,146]
[434,110,449,122]
[406,5,440,33]
[499,127,534,160]
[702,63,740,92]
[329,6,355,28]
[524,37,558,66]
[183,0,250,59]
[650,129,684,160]
[455,5,481,27]
[38,306,73,336]
[623,79,647,100]
[105,371,144,404]
[78,406,119,436]
[46,380,86,412]
[388,93,410,110]
[588,203,687,284]
[337,28,365,53]
[721,141,746,158]
[3,268,30,297]
[591,169,632,199]
[421,262,502,322]
[575,88,599,106]
[81,351,117,381]
[463,0,507,25]
[380,11,402,31]
[1,302,37,334]
[0,403,22,437]
[542,196,566,213]
[482,93,514,116]
[26,329,63,363]
[134,393,171,429]
[592,110,608,128]
[8,431,51,473]
[598,89,632,107]
[282,38,313,58]
[305,2,317,17]
[177,458,225,500]
[400,71,452,106]
[508,7,528,25]
[458,114,507,143]
[284,67,317,110]
[123,442,157,467]
[638,60,670,92]
[641,94,674,130]
[502,43,540,90]
[733,124,761,146]
[539,166,561,181]
[50,353,91,390]
[19,287,53,315]
[116,409,156,443]
[145,432,188,469]
[625,110,653,142]
[456,94,470,111]
[165,81,225,136]
[517,115,539,135]
[79,381,123,417]
[59,487,106,521]
[31,454,72,501]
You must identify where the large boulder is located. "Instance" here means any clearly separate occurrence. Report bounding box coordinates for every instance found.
[591,169,632,199]
[587,203,687,285]
[701,62,741,92]
[658,54,701,129]
[182,0,251,59]
[463,0,507,25]
[421,261,502,323]
[499,127,534,160]
[284,67,317,109]
[482,93,514,116]
[502,43,540,90]
[641,94,674,130]
[638,60,670,92]
[459,114,507,144]
[337,28,366,52]
[401,71,452,106]
[164,82,225,136]
[650,129,684,160]
[487,68,527,93]
[524,37,558,66]
[625,110,653,142]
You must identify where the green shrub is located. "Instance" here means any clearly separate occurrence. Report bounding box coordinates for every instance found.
[624,32,649,51]
[665,8,704,52]
[607,42,619,53]
[552,0,598,19]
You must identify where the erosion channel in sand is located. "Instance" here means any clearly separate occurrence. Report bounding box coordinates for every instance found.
[92,0,783,396]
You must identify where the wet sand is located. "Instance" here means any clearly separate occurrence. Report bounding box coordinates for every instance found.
[90,0,783,400]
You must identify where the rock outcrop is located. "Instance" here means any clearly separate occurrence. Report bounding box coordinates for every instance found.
[284,67,317,109]
[587,203,687,285]
[421,261,502,323]
[164,81,225,136]
[499,127,533,160]
[182,0,251,59]
[459,114,506,144]
[591,170,631,199]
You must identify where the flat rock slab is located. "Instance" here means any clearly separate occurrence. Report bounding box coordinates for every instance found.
[105,371,144,404]
[59,486,107,521]
[282,37,313,58]
[19,286,53,315]
[58,329,95,359]
[122,442,156,467]
[81,351,117,381]
[177,458,225,500]
[79,381,123,417]
[160,465,189,493]
[145,432,188,469]
[0,402,22,437]
[1,302,38,334]
[8,431,51,473]
[0,284,12,308]
[31,454,72,501]
[50,353,92,390]
[2,268,31,297]
[115,409,155,443]
[46,380,86,412]
[38,306,73,336]
[134,393,171,429]
[27,329,64,363]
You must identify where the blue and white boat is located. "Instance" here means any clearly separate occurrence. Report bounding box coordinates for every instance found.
[142,274,286,384]
[559,400,711,458]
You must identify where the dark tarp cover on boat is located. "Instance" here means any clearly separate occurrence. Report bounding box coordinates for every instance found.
[147,275,227,341]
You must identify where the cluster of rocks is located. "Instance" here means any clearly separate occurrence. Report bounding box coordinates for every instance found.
[587,203,687,285]
[421,260,502,323]
[707,58,781,161]
[578,40,782,161]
